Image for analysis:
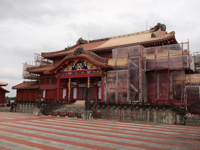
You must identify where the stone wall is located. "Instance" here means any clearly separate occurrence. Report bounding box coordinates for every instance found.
[46,104,85,113]
[0,107,10,112]
[11,103,85,114]
[185,115,200,126]
[11,103,37,113]
[94,106,184,124]
[11,102,200,126]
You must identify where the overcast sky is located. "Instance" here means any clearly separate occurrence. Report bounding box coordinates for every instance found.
[0,0,200,97]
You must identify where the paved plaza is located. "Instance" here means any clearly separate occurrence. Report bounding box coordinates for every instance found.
[0,112,200,150]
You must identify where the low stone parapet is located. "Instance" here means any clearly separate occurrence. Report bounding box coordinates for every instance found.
[185,114,200,126]
[93,104,185,124]
[0,107,10,112]
[33,108,44,116]
[11,103,37,113]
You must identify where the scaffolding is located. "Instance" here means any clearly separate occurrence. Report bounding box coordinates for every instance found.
[145,43,189,105]
[104,42,200,116]
[22,53,53,80]
[34,53,53,67]
[193,52,200,72]
[95,45,144,121]
[145,42,199,114]
[22,63,39,79]
[109,45,144,103]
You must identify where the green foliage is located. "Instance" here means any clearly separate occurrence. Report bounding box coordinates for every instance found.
[5,96,16,102]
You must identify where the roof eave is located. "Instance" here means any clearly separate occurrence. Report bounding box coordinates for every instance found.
[12,82,39,90]
[0,87,10,93]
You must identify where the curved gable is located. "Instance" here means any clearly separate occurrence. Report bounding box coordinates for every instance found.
[48,50,110,74]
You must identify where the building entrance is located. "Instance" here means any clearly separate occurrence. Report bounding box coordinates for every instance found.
[57,76,102,103]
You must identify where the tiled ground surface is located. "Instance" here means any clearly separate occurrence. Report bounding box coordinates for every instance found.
[0,112,200,150]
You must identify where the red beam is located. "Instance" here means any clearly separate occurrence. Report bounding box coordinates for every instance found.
[68,78,71,102]
[60,68,99,73]
[101,75,104,102]
[56,77,60,101]
[59,73,101,78]
[76,83,79,100]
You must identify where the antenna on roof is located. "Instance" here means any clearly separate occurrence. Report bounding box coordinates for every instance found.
[146,20,148,30]
[88,32,90,42]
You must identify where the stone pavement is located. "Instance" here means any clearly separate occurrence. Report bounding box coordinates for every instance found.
[0,112,200,150]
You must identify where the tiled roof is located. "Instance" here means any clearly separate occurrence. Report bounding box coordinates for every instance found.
[12,81,39,89]
[42,40,108,58]
[0,82,8,86]
[41,30,176,58]
[49,53,111,73]
[28,51,111,74]
[28,65,55,73]
[0,87,9,93]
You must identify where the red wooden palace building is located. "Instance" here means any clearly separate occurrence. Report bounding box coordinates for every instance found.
[0,82,9,106]
[12,23,200,114]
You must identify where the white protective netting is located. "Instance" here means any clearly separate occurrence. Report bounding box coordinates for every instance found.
[145,43,190,70]
[107,45,142,103]
[23,63,39,79]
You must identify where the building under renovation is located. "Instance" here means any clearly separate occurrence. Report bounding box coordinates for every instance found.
[12,23,200,123]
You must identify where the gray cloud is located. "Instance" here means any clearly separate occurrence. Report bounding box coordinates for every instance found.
[0,0,74,22]
[0,0,200,97]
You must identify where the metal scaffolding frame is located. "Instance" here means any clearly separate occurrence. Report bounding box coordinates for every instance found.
[94,45,144,121]
[145,42,199,115]
[101,42,200,117]
[22,53,53,80]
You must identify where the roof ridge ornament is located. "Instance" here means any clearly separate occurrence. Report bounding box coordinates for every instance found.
[150,23,166,32]
[76,37,88,45]
[150,23,167,38]
[74,46,84,55]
